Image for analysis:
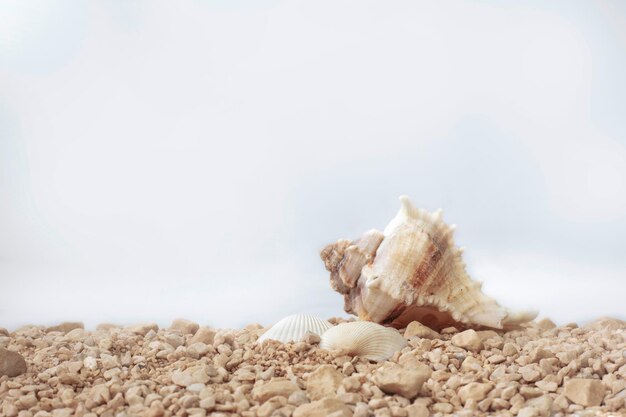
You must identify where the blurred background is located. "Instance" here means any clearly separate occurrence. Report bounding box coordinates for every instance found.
[1,0,625,330]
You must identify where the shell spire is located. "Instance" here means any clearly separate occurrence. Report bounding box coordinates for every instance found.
[321,196,537,330]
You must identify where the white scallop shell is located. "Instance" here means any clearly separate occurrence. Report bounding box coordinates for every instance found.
[319,321,407,362]
[257,314,333,344]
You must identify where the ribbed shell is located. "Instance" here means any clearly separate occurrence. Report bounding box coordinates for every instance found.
[321,195,537,330]
[319,321,407,362]
[257,314,333,344]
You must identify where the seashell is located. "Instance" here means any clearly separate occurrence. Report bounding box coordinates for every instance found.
[320,195,537,330]
[319,321,407,362]
[257,314,333,344]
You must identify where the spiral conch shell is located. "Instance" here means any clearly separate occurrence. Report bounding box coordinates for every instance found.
[321,196,537,330]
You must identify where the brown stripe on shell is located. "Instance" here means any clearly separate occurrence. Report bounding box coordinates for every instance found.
[409,239,443,290]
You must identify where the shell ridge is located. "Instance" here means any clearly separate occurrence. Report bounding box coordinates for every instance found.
[322,196,537,330]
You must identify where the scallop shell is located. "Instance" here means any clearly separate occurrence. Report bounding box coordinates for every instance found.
[320,195,537,330]
[257,314,333,344]
[319,321,407,362]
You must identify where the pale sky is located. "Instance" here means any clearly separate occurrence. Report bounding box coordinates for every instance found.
[1,0,625,330]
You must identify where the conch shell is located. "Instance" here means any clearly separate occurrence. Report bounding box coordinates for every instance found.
[321,196,537,330]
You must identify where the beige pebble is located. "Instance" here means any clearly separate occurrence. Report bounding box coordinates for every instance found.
[372,362,432,399]
[188,327,216,346]
[293,397,351,417]
[169,318,200,335]
[535,380,557,392]
[404,321,440,340]
[431,402,453,413]
[127,323,159,336]
[252,378,301,403]
[306,365,343,400]
[451,329,483,352]
[171,365,211,387]
[46,322,84,333]
[502,343,519,356]
[563,378,606,407]
[458,382,493,404]
[405,403,429,417]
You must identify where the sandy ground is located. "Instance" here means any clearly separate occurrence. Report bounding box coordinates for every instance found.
[0,317,624,417]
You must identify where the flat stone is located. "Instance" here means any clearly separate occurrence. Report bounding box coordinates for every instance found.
[127,323,159,336]
[252,378,301,403]
[563,378,606,407]
[451,329,483,352]
[288,390,309,406]
[293,397,351,417]
[460,356,483,372]
[488,354,506,364]
[529,347,554,363]
[404,321,440,339]
[0,348,27,377]
[517,407,539,417]
[585,317,626,331]
[0,328,8,336]
[46,322,84,333]
[189,327,216,346]
[502,343,519,356]
[432,403,453,413]
[526,395,553,417]
[405,404,429,417]
[373,362,432,399]
[169,319,199,335]
[306,365,343,400]
[535,380,558,392]
[171,365,211,387]
[458,382,493,404]
[519,365,542,382]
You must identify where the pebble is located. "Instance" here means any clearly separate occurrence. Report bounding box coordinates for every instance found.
[404,321,440,339]
[0,348,27,377]
[373,362,432,399]
[535,380,557,392]
[46,322,84,333]
[303,331,321,344]
[563,378,606,407]
[189,327,216,346]
[405,404,429,417]
[293,397,351,417]
[169,318,200,335]
[288,390,309,406]
[458,382,493,404]
[525,394,553,416]
[451,329,483,352]
[252,378,301,403]
[171,365,211,387]
[127,323,159,336]
[306,364,343,400]
[502,342,519,356]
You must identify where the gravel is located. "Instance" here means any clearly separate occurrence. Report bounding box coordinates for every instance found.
[0,317,624,417]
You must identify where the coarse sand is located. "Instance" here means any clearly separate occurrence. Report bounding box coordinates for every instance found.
[0,317,624,417]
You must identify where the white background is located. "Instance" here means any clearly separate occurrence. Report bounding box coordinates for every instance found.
[1,1,625,330]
